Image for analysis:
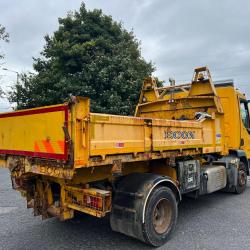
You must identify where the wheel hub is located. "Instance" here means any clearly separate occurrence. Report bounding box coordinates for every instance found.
[238,169,247,187]
[152,198,172,234]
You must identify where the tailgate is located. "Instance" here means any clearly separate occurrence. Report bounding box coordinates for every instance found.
[0,104,68,161]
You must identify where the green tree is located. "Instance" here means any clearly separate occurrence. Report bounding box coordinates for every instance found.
[0,24,9,60]
[9,3,155,115]
[0,24,9,97]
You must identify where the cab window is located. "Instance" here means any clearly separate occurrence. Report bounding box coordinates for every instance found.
[240,100,250,129]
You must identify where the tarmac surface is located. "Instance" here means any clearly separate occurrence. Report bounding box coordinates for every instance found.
[0,168,249,250]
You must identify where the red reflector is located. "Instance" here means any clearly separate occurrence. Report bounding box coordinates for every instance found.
[86,195,91,204]
[115,142,124,148]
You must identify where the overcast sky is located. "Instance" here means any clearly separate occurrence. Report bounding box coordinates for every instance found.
[1,0,250,111]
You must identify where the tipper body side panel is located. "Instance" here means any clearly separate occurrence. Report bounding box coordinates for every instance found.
[0,104,68,161]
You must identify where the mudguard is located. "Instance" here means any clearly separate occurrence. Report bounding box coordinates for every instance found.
[110,173,180,242]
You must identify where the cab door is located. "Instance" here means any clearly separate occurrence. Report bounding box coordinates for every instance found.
[239,98,250,157]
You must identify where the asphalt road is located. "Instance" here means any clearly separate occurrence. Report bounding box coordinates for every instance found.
[0,168,249,250]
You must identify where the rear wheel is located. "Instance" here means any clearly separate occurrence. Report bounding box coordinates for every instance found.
[143,186,177,247]
[235,161,247,194]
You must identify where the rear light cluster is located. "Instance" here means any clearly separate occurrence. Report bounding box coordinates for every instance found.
[84,194,103,210]
[65,186,112,217]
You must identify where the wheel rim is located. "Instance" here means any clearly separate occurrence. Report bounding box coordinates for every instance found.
[152,198,172,234]
[238,169,247,187]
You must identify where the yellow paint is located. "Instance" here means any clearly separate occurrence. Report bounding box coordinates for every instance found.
[0,104,66,155]
[217,87,250,158]
[1,66,250,220]
[150,163,177,181]
[1,67,247,173]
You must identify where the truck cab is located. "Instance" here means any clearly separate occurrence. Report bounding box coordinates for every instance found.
[238,94,250,157]
[216,83,250,164]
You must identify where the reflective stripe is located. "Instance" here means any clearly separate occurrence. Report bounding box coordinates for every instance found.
[34,142,41,152]
[57,140,65,152]
[42,140,55,154]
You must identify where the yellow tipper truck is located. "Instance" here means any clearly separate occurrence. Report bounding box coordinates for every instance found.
[0,67,249,246]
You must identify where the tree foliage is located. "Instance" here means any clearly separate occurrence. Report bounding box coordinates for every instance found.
[0,24,9,41]
[9,3,155,114]
[0,88,3,98]
[0,24,9,97]
[0,24,9,60]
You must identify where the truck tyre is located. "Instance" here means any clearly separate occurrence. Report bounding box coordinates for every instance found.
[142,186,177,247]
[235,161,247,194]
